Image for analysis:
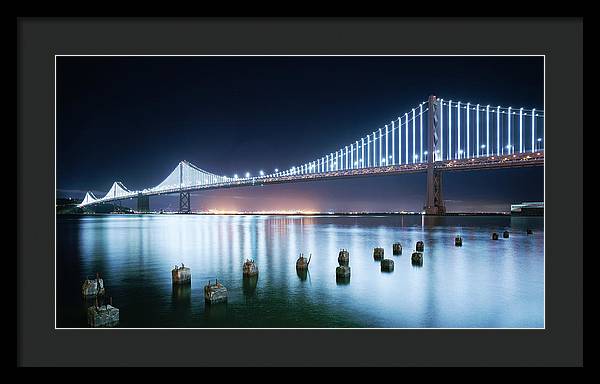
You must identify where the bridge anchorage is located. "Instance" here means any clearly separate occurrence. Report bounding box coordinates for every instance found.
[77,94,544,214]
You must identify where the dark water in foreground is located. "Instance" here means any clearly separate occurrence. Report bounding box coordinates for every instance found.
[57,214,544,328]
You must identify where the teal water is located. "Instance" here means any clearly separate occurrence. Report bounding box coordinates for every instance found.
[56,214,544,328]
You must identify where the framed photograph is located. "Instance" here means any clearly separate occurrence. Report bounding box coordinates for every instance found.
[18,17,582,367]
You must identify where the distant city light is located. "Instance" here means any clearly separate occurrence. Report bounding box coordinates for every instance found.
[259,170,264,176]
[274,168,278,172]
[245,172,250,178]
[234,174,238,179]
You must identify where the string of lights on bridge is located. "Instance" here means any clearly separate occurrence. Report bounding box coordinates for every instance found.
[79,96,544,207]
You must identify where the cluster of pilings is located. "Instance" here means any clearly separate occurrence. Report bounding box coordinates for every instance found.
[491,228,534,241]
[374,247,394,272]
[372,241,432,271]
[80,226,538,326]
[410,241,424,266]
[82,272,119,327]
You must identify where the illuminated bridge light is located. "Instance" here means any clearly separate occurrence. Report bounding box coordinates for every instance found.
[78,97,543,209]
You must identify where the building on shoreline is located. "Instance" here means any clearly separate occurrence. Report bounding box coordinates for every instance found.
[511,202,544,216]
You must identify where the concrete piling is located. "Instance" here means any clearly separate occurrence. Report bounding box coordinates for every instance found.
[392,243,402,255]
[527,229,533,235]
[455,236,463,246]
[380,259,394,272]
[373,247,385,261]
[338,249,349,265]
[81,272,105,297]
[204,279,228,304]
[416,241,424,252]
[296,268,308,281]
[492,232,499,240]
[336,265,351,278]
[87,301,119,327]
[172,263,191,284]
[296,253,311,270]
[411,251,423,266]
[503,231,510,239]
[243,259,259,277]
[336,249,350,282]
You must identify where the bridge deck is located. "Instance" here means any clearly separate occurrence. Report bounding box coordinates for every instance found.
[81,151,544,206]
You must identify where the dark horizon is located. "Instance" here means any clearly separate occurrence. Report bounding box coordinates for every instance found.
[57,56,544,213]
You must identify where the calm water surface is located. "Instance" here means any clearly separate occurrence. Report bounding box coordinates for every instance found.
[57,214,544,328]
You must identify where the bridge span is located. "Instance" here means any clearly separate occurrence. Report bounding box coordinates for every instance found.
[78,95,544,214]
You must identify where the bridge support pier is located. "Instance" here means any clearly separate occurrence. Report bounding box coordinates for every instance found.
[425,168,446,215]
[179,192,191,213]
[137,195,150,213]
[424,94,446,215]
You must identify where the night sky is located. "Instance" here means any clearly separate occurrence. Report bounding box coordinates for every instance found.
[57,56,544,213]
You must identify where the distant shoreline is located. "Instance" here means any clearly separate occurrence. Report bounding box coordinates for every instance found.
[58,211,516,217]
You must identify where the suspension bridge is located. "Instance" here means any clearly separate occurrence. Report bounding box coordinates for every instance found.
[77,95,544,214]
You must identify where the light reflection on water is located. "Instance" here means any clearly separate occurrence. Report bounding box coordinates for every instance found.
[57,214,544,328]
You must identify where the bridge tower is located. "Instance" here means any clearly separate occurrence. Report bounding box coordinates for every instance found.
[424,95,446,215]
[137,194,150,213]
[178,161,191,213]
[179,192,191,213]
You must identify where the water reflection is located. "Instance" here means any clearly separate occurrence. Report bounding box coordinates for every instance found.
[204,300,227,322]
[171,284,192,318]
[57,214,544,328]
[242,275,258,296]
[296,268,308,282]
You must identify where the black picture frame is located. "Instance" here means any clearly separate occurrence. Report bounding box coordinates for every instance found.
[17,17,583,367]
